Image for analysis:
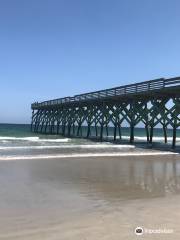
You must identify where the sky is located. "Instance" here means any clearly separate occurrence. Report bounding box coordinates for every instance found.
[0,0,180,123]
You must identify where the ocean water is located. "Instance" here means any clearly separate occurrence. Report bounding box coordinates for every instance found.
[0,123,180,161]
[0,123,179,139]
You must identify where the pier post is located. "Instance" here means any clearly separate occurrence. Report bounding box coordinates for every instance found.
[149,126,154,144]
[87,124,91,138]
[118,117,122,140]
[100,124,103,141]
[163,125,167,144]
[56,122,59,134]
[145,124,150,142]
[106,124,109,137]
[130,101,135,143]
[114,122,117,141]
[72,123,75,135]
[95,123,98,137]
[130,125,134,143]
[67,124,71,136]
[172,125,176,149]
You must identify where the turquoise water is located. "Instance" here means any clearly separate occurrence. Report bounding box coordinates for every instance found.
[0,123,179,138]
[0,123,63,138]
[0,124,33,137]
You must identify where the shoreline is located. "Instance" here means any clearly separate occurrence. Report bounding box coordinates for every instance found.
[0,150,179,161]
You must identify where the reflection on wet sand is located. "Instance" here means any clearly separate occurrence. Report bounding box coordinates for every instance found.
[25,155,180,201]
[0,155,180,239]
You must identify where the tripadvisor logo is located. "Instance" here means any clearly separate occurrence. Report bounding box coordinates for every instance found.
[134,226,174,235]
[135,227,143,235]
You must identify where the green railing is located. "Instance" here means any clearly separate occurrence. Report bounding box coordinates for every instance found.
[31,76,180,109]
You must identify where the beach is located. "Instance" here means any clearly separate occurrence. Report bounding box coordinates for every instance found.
[0,124,180,239]
[0,155,180,239]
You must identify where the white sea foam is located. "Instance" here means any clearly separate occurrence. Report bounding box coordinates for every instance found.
[0,136,70,143]
[0,151,178,161]
[1,135,180,143]
[0,144,135,150]
[107,136,180,142]
[136,136,180,141]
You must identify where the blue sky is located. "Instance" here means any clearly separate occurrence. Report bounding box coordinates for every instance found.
[0,0,180,123]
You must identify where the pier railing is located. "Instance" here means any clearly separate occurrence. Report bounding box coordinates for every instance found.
[31,76,180,108]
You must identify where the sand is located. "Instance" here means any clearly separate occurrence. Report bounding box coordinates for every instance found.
[0,155,179,239]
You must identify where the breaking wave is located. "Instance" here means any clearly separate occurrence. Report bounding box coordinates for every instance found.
[0,151,178,161]
[107,136,180,142]
[0,136,70,143]
[0,144,135,150]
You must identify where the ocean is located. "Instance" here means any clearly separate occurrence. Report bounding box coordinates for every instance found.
[0,123,180,239]
[0,123,180,161]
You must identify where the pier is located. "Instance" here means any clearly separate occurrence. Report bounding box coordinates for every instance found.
[31,77,180,148]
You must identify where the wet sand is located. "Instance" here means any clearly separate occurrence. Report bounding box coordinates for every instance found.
[0,155,180,239]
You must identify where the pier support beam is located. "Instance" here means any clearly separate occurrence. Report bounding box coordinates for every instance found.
[149,126,154,144]
[145,125,150,142]
[172,125,176,149]
[163,125,167,144]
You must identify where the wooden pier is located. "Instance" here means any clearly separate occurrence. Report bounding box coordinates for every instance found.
[31,77,180,148]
